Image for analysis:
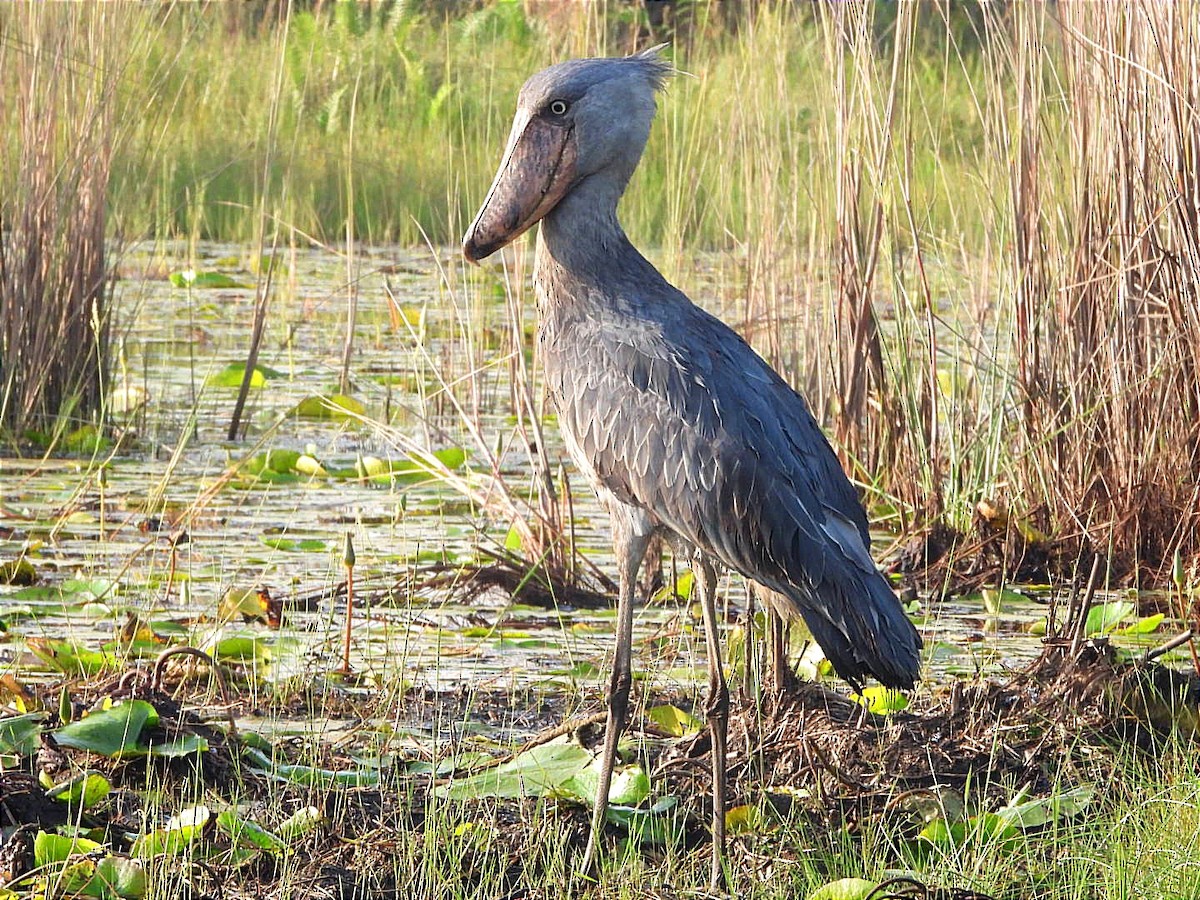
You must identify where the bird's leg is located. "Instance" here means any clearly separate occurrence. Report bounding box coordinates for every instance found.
[696,557,729,891]
[582,517,650,876]
[767,605,793,696]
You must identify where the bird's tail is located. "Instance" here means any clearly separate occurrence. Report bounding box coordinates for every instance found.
[772,567,922,691]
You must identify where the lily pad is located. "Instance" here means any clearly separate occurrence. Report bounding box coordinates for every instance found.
[53,700,157,758]
[215,811,287,853]
[130,805,212,858]
[849,686,909,715]
[561,757,651,807]
[243,747,380,788]
[43,770,112,809]
[259,536,328,552]
[605,796,684,846]
[293,394,366,420]
[1085,600,1136,636]
[28,638,120,676]
[0,712,45,757]
[646,704,704,737]
[1116,613,1165,635]
[206,363,280,388]
[170,270,248,289]
[996,785,1093,829]
[435,740,592,801]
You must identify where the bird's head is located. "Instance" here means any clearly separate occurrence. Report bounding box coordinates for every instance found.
[462,46,672,263]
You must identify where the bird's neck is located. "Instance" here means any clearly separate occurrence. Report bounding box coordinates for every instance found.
[536,172,665,309]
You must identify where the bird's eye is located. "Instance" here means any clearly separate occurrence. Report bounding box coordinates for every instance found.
[548,99,569,117]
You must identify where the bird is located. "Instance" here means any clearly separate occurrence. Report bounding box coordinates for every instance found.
[462,46,922,888]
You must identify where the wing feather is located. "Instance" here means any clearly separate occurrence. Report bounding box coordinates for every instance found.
[544,290,921,688]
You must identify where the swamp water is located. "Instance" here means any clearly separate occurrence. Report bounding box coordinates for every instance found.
[1,242,1065,749]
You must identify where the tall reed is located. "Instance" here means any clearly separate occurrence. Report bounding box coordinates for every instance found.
[1009,2,1200,581]
[0,5,120,438]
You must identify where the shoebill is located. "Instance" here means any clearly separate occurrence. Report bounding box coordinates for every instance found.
[462,47,922,887]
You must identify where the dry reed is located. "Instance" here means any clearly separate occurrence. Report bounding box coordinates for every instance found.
[0,4,119,439]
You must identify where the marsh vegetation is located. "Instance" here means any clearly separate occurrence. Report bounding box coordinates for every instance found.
[1,2,1199,898]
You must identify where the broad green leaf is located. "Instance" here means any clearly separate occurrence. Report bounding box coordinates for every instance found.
[0,713,45,756]
[215,811,287,852]
[43,771,111,809]
[503,523,523,552]
[652,569,694,602]
[646,704,703,738]
[356,455,390,478]
[34,830,103,865]
[145,734,209,758]
[276,806,323,841]
[996,786,1093,829]
[169,270,247,289]
[1085,600,1136,636]
[294,454,327,477]
[54,701,156,758]
[130,805,212,858]
[1116,613,1165,635]
[435,740,592,801]
[849,687,909,715]
[604,796,683,846]
[257,448,302,474]
[242,747,380,788]
[90,856,148,898]
[206,363,279,388]
[562,758,650,807]
[212,635,271,663]
[919,812,1018,852]
[293,394,366,420]
[808,878,879,900]
[259,536,328,552]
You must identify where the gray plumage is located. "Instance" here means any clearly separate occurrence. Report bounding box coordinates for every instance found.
[465,49,921,691]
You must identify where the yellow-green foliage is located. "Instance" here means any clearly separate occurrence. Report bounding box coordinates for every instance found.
[86,3,994,249]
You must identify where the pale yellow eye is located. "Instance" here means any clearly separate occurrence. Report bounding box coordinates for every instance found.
[549,99,569,117]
